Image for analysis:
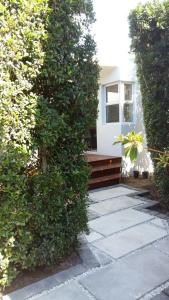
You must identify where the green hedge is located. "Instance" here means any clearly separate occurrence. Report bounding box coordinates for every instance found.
[0,0,99,290]
[129,0,169,205]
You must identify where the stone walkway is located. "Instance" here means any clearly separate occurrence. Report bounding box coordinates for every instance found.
[4,185,169,300]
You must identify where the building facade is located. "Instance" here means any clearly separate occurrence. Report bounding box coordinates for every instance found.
[88,58,153,174]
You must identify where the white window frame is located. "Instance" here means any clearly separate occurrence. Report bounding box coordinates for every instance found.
[104,81,121,124]
[103,81,135,125]
[121,81,135,124]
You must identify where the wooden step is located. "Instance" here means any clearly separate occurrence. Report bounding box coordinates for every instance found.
[89,173,121,189]
[90,163,121,179]
[86,153,122,189]
[87,154,121,167]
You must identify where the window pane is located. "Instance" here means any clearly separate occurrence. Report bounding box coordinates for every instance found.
[106,84,119,103]
[124,84,132,101]
[124,103,133,122]
[106,104,119,123]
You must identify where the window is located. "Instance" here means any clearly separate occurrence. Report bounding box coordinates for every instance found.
[106,84,119,123]
[123,83,133,122]
[104,82,134,124]
[124,103,133,122]
[106,104,119,123]
[124,84,132,101]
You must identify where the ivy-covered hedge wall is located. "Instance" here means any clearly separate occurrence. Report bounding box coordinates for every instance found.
[129,0,169,205]
[0,0,99,290]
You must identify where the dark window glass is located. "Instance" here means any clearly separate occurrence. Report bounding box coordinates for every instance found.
[124,84,132,101]
[106,104,119,123]
[124,103,133,122]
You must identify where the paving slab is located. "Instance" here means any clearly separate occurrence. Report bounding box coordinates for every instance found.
[89,186,136,202]
[3,264,87,300]
[89,208,154,236]
[164,287,169,296]
[88,244,113,266]
[33,281,92,300]
[88,210,99,221]
[152,293,169,300]
[151,218,169,229]
[89,195,145,216]
[93,223,167,258]
[155,238,169,255]
[4,186,169,300]
[79,247,169,300]
[85,231,103,243]
[2,277,61,300]
[78,243,100,269]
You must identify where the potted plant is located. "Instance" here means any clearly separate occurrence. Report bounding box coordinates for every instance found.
[114,131,143,161]
[114,131,169,180]
[133,170,139,178]
[142,171,149,179]
[113,132,143,180]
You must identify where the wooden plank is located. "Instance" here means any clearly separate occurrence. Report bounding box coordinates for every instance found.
[86,153,122,189]
[86,153,118,163]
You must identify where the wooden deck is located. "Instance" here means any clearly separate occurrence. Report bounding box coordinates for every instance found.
[87,154,118,163]
[86,153,122,189]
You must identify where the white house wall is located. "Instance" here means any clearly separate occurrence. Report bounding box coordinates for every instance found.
[132,81,154,173]
[97,121,122,156]
[99,66,120,85]
[96,61,153,173]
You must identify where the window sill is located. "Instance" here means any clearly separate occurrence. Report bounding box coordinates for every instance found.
[121,122,135,125]
[103,122,135,125]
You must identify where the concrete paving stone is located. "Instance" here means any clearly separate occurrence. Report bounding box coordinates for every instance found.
[89,195,145,216]
[85,231,103,243]
[89,209,154,236]
[3,276,59,300]
[145,210,160,216]
[156,213,169,220]
[89,186,136,202]
[151,218,169,229]
[51,264,87,285]
[79,247,169,300]
[78,243,100,268]
[3,264,88,300]
[152,293,169,300]
[88,210,100,221]
[33,281,92,300]
[78,233,88,245]
[164,287,169,296]
[155,237,169,255]
[93,223,168,259]
[88,244,113,266]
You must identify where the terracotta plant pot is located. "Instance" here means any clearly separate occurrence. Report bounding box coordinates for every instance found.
[133,170,139,179]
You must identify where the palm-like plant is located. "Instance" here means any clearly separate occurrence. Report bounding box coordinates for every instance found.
[114,131,169,170]
[113,131,143,163]
[156,152,169,169]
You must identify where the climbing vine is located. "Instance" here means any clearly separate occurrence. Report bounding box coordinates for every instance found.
[129,0,169,205]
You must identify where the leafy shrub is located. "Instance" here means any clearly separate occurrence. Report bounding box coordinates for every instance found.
[129,1,169,205]
[114,131,143,162]
[0,0,99,290]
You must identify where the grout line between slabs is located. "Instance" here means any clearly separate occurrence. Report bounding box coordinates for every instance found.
[9,236,169,300]
[26,264,109,300]
[89,216,159,241]
[77,281,97,300]
[89,200,151,217]
[88,233,169,262]
[138,280,169,300]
